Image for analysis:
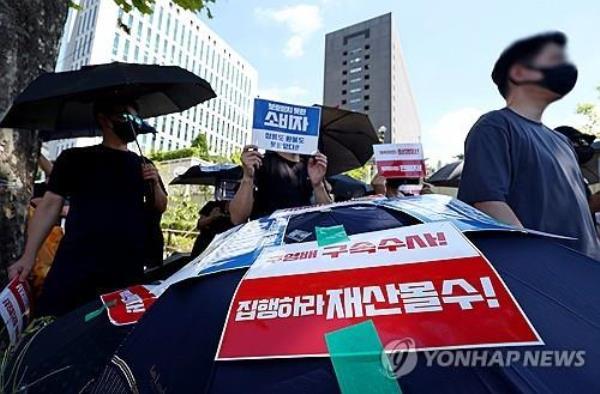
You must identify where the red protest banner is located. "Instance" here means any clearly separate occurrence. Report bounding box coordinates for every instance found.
[0,278,31,344]
[374,143,425,179]
[101,285,158,326]
[217,222,541,360]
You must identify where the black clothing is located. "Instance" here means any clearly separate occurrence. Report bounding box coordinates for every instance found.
[38,145,162,316]
[190,201,233,258]
[251,152,313,219]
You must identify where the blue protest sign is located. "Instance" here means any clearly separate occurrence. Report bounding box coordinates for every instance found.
[252,98,321,155]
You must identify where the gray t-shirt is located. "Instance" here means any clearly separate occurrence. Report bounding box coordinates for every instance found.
[458,107,600,261]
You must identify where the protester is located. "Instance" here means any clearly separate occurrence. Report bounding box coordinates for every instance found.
[555,125,600,216]
[190,199,233,258]
[9,99,168,316]
[229,146,331,224]
[458,32,600,260]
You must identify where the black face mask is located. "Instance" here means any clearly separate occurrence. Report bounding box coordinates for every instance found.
[511,63,578,97]
[575,145,595,164]
[112,120,137,143]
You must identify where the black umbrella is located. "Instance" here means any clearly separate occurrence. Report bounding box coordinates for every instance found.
[37,118,157,142]
[318,106,379,176]
[170,164,242,186]
[427,160,463,187]
[0,62,216,131]
[327,174,373,201]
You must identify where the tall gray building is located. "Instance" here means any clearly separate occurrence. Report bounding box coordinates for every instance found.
[323,13,420,143]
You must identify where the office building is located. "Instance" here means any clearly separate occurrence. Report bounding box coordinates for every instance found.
[323,13,420,143]
[46,0,258,159]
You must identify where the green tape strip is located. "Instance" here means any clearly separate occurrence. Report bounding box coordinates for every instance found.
[325,320,402,394]
[84,300,115,322]
[315,225,350,247]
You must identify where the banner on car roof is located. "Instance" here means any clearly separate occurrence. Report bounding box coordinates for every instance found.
[217,222,542,360]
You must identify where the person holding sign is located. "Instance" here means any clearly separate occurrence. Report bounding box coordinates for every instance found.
[229,146,332,224]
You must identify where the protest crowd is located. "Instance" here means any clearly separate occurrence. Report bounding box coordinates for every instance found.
[1,29,600,393]
[8,31,599,317]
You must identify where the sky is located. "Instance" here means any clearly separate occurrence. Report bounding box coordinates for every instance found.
[199,0,600,165]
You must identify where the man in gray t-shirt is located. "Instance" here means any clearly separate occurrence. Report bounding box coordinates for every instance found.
[457,31,600,261]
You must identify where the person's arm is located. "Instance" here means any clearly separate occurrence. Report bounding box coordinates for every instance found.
[142,162,168,213]
[458,119,520,225]
[308,152,332,204]
[230,146,263,225]
[9,192,64,280]
[474,201,523,227]
[38,154,53,178]
[371,173,387,195]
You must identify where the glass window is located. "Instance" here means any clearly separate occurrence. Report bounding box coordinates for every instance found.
[350,77,361,84]
[349,47,362,55]
[350,87,361,94]
[349,67,362,74]
[349,98,361,104]
[123,39,130,60]
[349,57,361,64]
[158,6,163,29]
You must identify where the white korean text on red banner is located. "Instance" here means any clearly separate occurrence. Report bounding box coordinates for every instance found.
[217,222,542,360]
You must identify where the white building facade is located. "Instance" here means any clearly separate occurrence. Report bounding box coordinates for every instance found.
[46,0,258,160]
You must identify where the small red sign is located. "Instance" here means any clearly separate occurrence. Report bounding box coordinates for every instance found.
[101,285,157,326]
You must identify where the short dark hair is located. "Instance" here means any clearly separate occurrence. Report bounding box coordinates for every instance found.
[555,125,595,145]
[492,31,567,98]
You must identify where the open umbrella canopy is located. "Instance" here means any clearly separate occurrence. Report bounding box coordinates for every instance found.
[318,106,379,176]
[427,160,463,187]
[7,196,599,393]
[0,62,216,132]
[170,163,242,186]
[327,174,373,201]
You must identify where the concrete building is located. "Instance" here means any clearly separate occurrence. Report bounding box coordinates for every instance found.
[46,0,258,160]
[323,13,420,143]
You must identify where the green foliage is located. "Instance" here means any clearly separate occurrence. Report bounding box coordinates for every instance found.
[161,193,199,231]
[149,133,210,162]
[576,86,600,136]
[112,0,215,17]
[344,163,373,183]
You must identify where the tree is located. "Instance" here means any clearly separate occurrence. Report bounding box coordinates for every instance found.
[576,85,600,136]
[0,0,213,284]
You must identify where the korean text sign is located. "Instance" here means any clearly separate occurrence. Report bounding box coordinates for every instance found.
[217,222,541,360]
[374,143,425,179]
[252,98,321,155]
[0,278,30,344]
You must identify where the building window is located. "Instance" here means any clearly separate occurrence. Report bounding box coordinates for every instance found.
[364,84,370,90]
[365,54,371,60]
[364,95,370,100]
[349,67,362,74]
[349,47,362,55]
[112,33,119,56]
[342,80,347,85]
[342,90,347,95]
[350,77,361,84]
[341,99,347,105]
[349,98,361,104]
[364,105,370,111]
[342,70,347,75]
[342,51,347,56]
[349,57,361,64]
[350,87,361,94]
[123,39,130,60]
[342,60,347,66]
[365,74,370,80]
[365,44,370,50]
